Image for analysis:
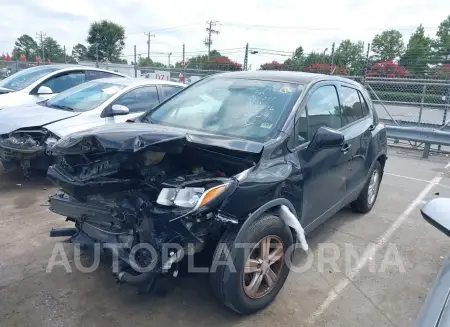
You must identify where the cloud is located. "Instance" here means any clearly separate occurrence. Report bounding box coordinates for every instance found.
[0,0,448,69]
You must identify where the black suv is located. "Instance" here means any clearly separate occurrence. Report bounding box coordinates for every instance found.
[47,71,387,314]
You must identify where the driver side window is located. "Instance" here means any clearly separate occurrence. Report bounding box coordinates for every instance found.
[296,85,342,145]
[113,86,160,113]
[39,71,86,93]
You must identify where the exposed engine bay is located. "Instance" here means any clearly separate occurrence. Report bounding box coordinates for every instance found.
[0,128,58,173]
[48,131,258,285]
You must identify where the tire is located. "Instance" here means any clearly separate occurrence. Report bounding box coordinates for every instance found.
[209,213,293,314]
[350,160,382,213]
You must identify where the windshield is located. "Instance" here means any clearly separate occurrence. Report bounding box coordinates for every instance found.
[0,66,59,91]
[45,80,126,112]
[146,77,302,142]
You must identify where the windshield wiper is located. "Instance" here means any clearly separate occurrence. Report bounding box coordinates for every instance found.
[48,104,74,111]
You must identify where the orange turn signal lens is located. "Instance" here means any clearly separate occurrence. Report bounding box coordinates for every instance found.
[197,184,227,208]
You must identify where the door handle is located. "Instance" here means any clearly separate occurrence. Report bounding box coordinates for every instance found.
[341,143,351,152]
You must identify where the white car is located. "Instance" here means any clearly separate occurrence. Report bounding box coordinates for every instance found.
[0,64,128,109]
[0,77,185,173]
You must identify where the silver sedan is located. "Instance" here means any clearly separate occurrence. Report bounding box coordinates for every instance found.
[0,64,128,109]
[0,77,185,174]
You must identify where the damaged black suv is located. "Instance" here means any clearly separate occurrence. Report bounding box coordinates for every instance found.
[48,71,387,314]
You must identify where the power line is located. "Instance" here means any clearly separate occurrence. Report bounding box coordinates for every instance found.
[127,22,201,35]
[204,20,220,59]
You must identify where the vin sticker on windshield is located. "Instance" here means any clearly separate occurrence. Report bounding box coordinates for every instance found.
[260,123,273,129]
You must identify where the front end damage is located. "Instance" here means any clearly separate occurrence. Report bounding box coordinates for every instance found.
[0,128,58,173]
[47,125,261,288]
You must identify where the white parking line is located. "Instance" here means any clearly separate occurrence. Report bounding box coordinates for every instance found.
[304,162,450,326]
[385,173,433,184]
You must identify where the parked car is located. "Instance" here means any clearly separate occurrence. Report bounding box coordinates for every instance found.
[414,198,450,327]
[0,64,128,109]
[0,77,185,174]
[47,71,387,314]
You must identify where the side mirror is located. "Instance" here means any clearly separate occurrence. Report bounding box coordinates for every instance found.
[37,86,53,95]
[308,126,344,152]
[421,198,450,237]
[110,104,130,116]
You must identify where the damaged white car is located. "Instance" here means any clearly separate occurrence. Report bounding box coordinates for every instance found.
[0,77,185,175]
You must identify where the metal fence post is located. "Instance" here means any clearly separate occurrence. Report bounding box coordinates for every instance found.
[134,45,137,78]
[418,84,427,125]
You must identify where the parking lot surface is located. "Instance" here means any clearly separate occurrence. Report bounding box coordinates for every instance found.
[1,147,450,327]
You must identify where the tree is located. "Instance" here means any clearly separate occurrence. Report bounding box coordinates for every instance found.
[86,20,125,63]
[371,30,405,61]
[174,50,241,71]
[334,40,365,74]
[434,15,450,64]
[366,60,409,77]
[72,43,87,62]
[43,37,65,62]
[138,57,166,68]
[259,61,284,70]
[399,25,432,76]
[12,34,38,61]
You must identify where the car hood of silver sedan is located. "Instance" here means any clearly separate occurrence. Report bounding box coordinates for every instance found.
[0,104,80,135]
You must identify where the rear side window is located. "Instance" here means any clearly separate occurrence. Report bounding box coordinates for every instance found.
[162,85,183,100]
[358,91,370,117]
[339,86,364,126]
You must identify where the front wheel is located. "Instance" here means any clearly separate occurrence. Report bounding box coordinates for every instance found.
[351,160,382,213]
[210,213,293,314]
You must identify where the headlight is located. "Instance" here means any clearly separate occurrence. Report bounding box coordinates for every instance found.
[45,136,58,147]
[156,184,228,210]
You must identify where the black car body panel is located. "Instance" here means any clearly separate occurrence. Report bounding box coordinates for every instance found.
[47,71,387,287]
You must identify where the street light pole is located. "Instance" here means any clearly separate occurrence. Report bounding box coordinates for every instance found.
[168,53,172,67]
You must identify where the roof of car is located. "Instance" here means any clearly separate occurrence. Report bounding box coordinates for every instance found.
[212,70,361,87]
[23,64,128,76]
[91,77,186,87]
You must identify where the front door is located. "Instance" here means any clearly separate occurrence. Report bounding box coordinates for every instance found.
[104,85,161,124]
[293,83,349,229]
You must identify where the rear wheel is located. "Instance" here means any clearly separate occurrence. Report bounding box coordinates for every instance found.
[210,213,293,314]
[350,160,382,213]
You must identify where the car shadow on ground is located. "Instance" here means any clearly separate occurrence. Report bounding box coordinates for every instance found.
[0,166,54,192]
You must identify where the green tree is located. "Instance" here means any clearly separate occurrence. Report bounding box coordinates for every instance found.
[138,56,166,68]
[86,20,125,63]
[434,15,450,64]
[334,40,365,74]
[371,30,405,61]
[72,43,87,62]
[399,25,432,76]
[43,37,65,62]
[12,34,38,61]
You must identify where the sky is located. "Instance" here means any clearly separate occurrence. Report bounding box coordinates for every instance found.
[0,0,448,69]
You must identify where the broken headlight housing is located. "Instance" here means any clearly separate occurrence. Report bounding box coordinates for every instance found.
[156,183,229,210]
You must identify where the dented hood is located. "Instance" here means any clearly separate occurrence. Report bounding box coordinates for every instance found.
[51,122,264,157]
[0,104,80,134]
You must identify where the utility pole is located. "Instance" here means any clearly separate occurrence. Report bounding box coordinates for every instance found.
[363,42,370,83]
[168,53,172,67]
[145,32,155,61]
[63,45,66,63]
[243,43,249,71]
[182,43,185,65]
[134,45,137,78]
[36,31,46,63]
[96,43,99,68]
[329,42,335,74]
[204,20,220,60]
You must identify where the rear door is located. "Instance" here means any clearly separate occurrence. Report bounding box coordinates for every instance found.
[337,84,374,195]
[160,84,184,100]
